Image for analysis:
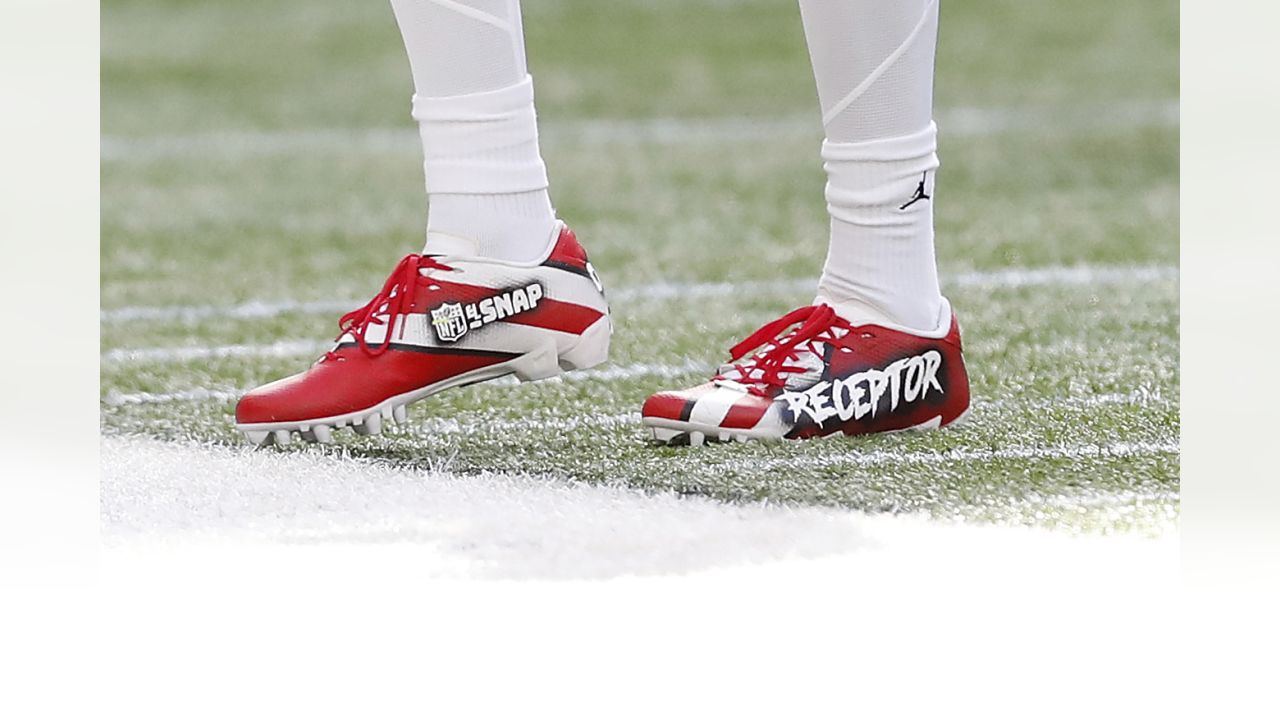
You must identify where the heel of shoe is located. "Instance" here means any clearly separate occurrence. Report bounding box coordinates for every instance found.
[511,342,563,382]
[511,315,612,383]
[558,315,612,371]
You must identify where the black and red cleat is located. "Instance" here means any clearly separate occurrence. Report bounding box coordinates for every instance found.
[641,302,970,445]
[235,223,611,445]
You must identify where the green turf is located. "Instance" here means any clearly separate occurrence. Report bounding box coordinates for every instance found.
[101,0,1180,533]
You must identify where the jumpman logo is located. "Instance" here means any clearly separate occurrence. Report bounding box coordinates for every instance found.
[899,172,931,210]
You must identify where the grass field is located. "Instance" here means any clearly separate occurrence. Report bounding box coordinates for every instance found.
[101,0,1179,543]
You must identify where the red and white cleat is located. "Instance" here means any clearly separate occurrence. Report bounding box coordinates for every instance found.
[235,223,611,445]
[641,302,970,445]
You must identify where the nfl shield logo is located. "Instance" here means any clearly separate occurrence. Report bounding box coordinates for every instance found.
[430,302,469,342]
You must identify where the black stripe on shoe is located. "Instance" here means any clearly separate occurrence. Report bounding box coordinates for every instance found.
[678,398,697,422]
[541,259,594,280]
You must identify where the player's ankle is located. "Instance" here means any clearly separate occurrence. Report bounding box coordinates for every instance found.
[815,289,946,335]
[425,191,557,263]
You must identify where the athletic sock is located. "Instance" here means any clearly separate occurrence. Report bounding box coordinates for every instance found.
[390,0,557,263]
[798,0,946,332]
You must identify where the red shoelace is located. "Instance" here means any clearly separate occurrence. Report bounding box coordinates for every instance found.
[326,254,455,360]
[720,304,854,395]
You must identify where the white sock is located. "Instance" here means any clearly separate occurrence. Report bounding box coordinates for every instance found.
[390,0,557,263]
[798,0,946,332]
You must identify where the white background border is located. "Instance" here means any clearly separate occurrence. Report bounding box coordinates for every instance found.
[3,0,1277,717]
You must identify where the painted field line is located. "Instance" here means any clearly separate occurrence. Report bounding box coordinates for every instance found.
[101,360,713,406]
[100,99,1178,162]
[761,439,1179,471]
[392,395,1175,440]
[97,330,1131,368]
[102,339,323,364]
[104,387,245,406]
[392,391,1174,437]
[104,378,1172,435]
[613,263,1179,303]
[1032,489,1179,511]
[101,262,1178,325]
[943,264,1177,290]
[100,435,1181,582]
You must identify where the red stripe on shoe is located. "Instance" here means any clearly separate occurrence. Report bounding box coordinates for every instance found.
[641,383,717,422]
[641,393,688,422]
[504,300,602,335]
[542,225,590,273]
[720,396,770,429]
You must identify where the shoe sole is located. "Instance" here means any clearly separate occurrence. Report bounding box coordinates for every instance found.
[235,315,611,446]
[642,404,972,447]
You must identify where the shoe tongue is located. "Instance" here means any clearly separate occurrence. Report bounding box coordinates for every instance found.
[782,344,826,390]
[718,340,828,390]
[423,231,478,258]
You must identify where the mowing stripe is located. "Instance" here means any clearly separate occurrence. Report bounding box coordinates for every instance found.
[100,263,1179,325]
[100,99,1178,162]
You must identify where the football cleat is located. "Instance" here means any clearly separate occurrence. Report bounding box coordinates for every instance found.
[235,222,611,445]
[641,302,970,445]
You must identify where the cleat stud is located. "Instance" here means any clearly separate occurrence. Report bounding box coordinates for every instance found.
[718,431,730,442]
[245,430,270,446]
[273,430,292,446]
[392,405,407,424]
[689,431,705,447]
[365,412,382,435]
[312,424,333,444]
[650,427,680,444]
[381,406,394,422]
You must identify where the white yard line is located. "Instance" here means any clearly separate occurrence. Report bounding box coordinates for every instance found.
[104,387,245,405]
[756,439,1179,471]
[435,426,1179,466]
[100,435,1178,581]
[100,99,1178,162]
[1033,488,1179,511]
[102,298,353,323]
[103,389,1178,465]
[101,288,1177,369]
[101,339,324,364]
[101,262,1179,325]
[101,360,714,405]
[943,264,1177,290]
[104,369,1173,414]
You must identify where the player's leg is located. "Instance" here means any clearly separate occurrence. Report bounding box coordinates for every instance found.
[640,0,969,445]
[234,0,611,445]
[392,0,555,262]
[802,0,944,331]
